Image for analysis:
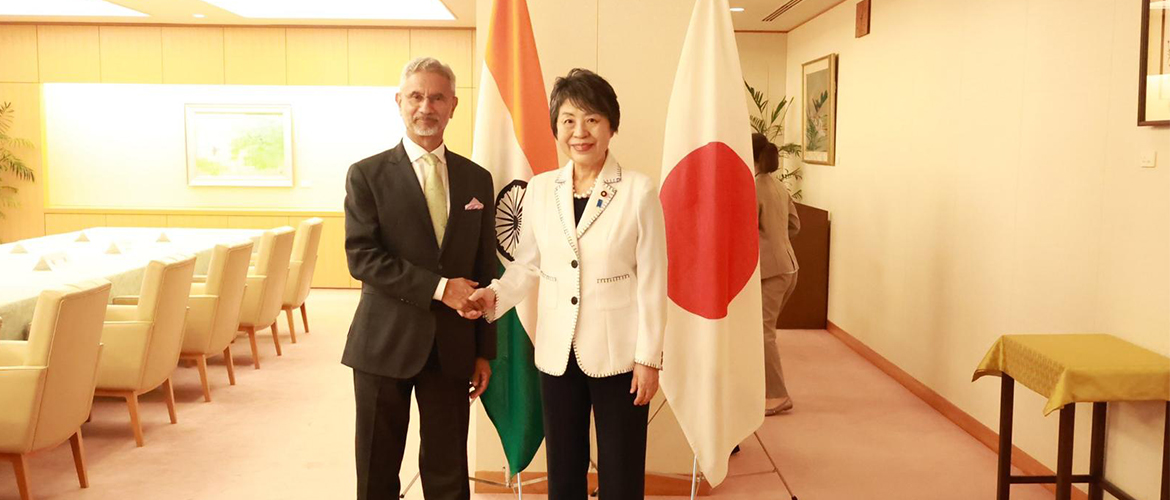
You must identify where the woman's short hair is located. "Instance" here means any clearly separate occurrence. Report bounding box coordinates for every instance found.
[400,56,456,92]
[548,68,620,137]
[752,132,780,174]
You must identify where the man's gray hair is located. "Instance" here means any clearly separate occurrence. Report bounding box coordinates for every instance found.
[400,56,457,91]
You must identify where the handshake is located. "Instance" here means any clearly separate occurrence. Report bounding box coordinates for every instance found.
[441,278,497,320]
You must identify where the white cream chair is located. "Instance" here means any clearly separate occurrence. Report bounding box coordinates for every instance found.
[95,255,195,447]
[281,218,323,342]
[179,241,253,402]
[0,279,111,500]
[236,227,294,369]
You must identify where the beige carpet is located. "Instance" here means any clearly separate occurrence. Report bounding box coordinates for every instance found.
[0,289,1056,499]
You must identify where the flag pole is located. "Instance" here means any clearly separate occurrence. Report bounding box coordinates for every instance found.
[690,456,700,500]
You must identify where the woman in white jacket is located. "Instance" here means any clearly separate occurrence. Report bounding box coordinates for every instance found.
[470,68,667,499]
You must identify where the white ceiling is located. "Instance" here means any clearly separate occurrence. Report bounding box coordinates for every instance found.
[0,0,838,32]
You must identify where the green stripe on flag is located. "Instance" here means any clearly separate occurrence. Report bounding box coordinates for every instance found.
[481,262,544,476]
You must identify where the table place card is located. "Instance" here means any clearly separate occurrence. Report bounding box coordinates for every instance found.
[75,232,90,243]
[9,244,27,254]
[33,252,69,271]
[156,232,171,243]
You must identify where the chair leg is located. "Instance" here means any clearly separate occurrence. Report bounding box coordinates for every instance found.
[300,303,310,334]
[245,326,260,369]
[270,322,283,356]
[223,345,237,385]
[193,355,211,402]
[162,378,178,424]
[70,431,89,488]
[126,393,145,447]
[285,307,298,344]
[8,453,31,500]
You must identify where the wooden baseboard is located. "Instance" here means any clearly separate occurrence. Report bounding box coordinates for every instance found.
[472,470,712,496]
[825,321,1088,500]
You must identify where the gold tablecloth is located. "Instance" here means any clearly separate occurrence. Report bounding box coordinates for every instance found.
[973,334,1170,415]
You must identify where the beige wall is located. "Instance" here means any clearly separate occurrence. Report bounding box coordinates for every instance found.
[785,0,1169,497]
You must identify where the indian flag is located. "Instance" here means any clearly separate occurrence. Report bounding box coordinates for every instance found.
[471,0,558,478]
[658,0,765,487]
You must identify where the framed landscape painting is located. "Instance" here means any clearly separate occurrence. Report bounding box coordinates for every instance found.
[801,54,838,165]
[185,105,294,187]
[1139,0,1170,126]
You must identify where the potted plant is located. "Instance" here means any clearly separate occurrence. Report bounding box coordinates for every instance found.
[0,101,36,222]
[745,81,802,199]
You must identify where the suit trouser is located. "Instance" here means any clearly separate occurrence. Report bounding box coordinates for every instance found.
[761,272,798,400]
[352,346,470,500]
[541,352,650,500]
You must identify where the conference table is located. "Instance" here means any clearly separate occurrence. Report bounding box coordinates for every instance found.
[0,227,263,341]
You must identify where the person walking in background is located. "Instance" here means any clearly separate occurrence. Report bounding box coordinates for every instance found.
[752,132,800,416]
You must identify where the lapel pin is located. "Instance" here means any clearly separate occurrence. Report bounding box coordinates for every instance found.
[597,199,603,208]
[601,191,608,197]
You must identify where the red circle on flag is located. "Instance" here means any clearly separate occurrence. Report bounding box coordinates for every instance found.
[659,142,759,320]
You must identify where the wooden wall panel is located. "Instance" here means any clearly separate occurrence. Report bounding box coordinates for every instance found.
[161,27,225,84]
[223,27,287,85]
[167,214,229,228]
[287,28,348,86]
[408,29,473,90]
[106,214,167,227]
[347,29,411,87]
[0,26,39,82]
[44,213,106,235]
[37,26,101,82]
[99,26,163,83]
[227,215,290,230]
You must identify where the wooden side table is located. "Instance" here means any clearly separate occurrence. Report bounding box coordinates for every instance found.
[973,334,1170,500]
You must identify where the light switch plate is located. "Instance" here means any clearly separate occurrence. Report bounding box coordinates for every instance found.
[1140,152,1157,168]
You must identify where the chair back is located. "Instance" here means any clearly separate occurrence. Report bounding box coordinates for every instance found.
[26,279,111,450]
[205,241,253,352]
[138,255,196,389]
[284,218,323,307]
[245,227,294,327]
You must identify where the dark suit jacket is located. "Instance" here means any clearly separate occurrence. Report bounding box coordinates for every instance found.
[342,142,497,380]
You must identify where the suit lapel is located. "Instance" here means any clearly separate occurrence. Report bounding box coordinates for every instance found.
[575,154,622,239]
[384,143,438,249]
[439,151,466,256]
[553,165,580,257]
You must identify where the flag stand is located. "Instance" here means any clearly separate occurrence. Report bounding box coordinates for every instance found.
[690,456,700,499]
[752,431,798,500]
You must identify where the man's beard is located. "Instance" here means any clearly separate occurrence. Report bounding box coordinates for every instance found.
[410,117,441,136]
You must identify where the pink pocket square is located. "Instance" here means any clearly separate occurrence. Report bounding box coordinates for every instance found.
[464,198,485,210]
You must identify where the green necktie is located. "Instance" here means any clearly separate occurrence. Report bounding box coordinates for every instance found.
[421,152,448,246]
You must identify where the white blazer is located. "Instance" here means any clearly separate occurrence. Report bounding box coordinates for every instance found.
[488,153,667,377]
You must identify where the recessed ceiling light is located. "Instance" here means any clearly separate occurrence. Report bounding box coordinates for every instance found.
[193,13,206,18]
[730,7,746,12]
[199,0,454,20]
[0,0,147,16]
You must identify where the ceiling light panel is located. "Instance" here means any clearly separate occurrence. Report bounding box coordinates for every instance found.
[199,0,455,20]
[0,0,147,16]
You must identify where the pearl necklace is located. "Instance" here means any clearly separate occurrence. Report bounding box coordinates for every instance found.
[573,185,594,199]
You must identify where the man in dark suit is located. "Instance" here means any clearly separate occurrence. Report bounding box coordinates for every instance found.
[343,56,496,500]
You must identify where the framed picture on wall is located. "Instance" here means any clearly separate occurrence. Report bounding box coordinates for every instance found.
[801,54,838,165]
[185,104,294,186]
[1139,0,1170,126]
